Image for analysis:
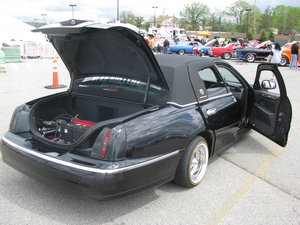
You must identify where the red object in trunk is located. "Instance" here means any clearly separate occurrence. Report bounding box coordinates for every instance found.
[71,118,96,127]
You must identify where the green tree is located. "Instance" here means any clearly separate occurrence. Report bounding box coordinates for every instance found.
[183,21,190,31]
[142,22,151,31]
[246,32,253,40]
[260,29,267,41]
[120,11,136,24]
[172,15,180,27]
[135,17,144,28]
[219,19,238,33]
[225,0,252,32]
[268,31,275,41]
[271,6,300,33]
[209,11,223,31]
[180,2,211,30]
[119,11,147,28]
[259,6,272,32]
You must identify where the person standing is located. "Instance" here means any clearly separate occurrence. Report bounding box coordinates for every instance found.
[148,35,157,53]
[290,42,299,70]
[268,43,282,64]
[162,39,170,54]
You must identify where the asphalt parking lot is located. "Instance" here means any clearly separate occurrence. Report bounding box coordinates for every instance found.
[0,58,299,225]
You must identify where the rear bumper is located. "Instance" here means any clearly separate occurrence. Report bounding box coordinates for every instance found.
[1,132,180,199]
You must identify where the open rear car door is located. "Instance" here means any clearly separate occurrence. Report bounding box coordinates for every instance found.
[249,63,292,147]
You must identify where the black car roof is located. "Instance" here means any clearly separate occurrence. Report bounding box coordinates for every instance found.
[155,54,217,69]
[155,55,220,105]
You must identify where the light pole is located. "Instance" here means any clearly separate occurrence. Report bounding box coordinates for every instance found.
[152,6,158,27]
[116,0,120,22]
[69,4,77,19]
[41,13,47,24]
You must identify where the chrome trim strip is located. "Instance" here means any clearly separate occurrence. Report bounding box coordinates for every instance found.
[167,93,233,108]
[167,101,198,108]
[1,136,180,175]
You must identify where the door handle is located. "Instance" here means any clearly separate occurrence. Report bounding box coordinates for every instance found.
[207,108,217,116]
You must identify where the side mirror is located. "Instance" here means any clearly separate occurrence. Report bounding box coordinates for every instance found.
[261,80,276,89]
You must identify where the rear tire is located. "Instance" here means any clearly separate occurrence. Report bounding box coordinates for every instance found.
[175,136,209,188]
[222,52,232,60]
[280,56,289,66]
[245,53,256,63]
[178,49,185,55]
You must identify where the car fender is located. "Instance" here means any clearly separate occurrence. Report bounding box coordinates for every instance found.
[124,106,208,159]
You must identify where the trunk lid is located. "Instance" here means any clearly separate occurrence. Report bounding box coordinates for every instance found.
[35,20,169,92]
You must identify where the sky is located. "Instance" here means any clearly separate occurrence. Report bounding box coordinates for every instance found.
[1,0,299,24]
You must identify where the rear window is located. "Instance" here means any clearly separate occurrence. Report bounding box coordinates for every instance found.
[78,76,161,95]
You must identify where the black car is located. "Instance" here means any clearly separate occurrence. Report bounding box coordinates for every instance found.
[1,20,292,199]
[236,40,273,63]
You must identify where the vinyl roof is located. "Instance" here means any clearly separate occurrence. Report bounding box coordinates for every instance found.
[155,55,221,105]
[155,54,218,69]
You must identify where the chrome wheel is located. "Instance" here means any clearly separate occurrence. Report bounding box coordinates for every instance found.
[175,136,209,188]
[280,56,288,66]
[246,54,255,63]
[189,141,208,185]
[178,49,185,55]
[222,52,231,60]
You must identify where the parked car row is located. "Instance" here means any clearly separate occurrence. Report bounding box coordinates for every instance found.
[169,39,299,67]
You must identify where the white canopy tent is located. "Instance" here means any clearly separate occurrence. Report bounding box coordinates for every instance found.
[0,14,55,58]
[0,14,46,43]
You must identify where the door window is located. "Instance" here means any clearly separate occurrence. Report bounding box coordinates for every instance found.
[217,66,244,97]
[198,68,227,97]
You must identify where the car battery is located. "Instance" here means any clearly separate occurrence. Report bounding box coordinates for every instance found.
[58,117,95,143]
[59,122,89,143]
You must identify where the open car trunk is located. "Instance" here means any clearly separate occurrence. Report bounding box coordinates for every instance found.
[27,21,170,154]
[30,93,152,150]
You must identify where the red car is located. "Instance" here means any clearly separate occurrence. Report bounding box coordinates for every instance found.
[208,43,242,60]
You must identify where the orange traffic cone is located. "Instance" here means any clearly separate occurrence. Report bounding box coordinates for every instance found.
[44,56,67,89]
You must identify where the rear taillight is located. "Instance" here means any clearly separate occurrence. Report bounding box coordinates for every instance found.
[91,128,112,160]
[100,130,111,159]
[9,104,27,133]
[91,125,127,161]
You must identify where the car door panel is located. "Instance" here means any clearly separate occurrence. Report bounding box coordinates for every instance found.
[249,63,292,147]
[200,95,240,154]
[250,91,280,136]
[187,62,242,155]
[201,96,240,130]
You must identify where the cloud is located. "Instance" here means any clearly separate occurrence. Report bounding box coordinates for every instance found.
[2,0,299,23]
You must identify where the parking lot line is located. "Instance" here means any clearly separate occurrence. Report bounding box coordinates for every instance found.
[206,146,284,225]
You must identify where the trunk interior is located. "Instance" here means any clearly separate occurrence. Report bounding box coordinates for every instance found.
[31,93,145,146]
